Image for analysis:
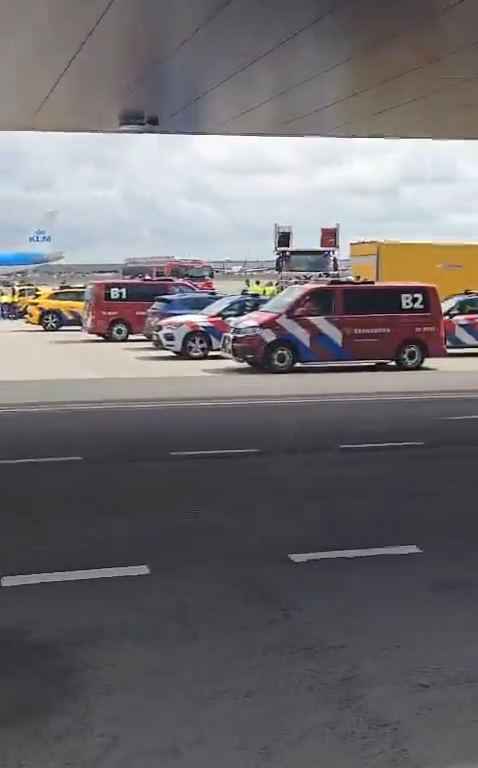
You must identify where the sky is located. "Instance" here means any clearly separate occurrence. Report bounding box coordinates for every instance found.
[1,131,478,262]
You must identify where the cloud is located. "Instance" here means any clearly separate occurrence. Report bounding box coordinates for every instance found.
[1,131,478,262]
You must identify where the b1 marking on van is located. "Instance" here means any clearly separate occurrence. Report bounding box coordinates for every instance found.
[437,264,463,270]
[353,328,391,334]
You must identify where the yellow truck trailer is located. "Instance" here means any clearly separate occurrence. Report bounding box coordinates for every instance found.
[349,241,478,298]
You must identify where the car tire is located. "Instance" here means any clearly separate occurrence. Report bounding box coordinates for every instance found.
[394,341,426,370]
[41,311,62,332]
[263,342,297,373]
[106,320,130,342]
[181,331,211,359]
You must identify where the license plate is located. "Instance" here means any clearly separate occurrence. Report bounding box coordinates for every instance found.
[222,335,232,354]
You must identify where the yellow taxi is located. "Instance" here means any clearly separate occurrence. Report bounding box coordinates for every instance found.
[26,286,86,331]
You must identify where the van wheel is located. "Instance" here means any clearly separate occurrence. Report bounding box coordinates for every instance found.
[263,342,297,373]
[395,341,426,370]
[181,331,211,359]
[106,320,130,342]
[41,311,62,331]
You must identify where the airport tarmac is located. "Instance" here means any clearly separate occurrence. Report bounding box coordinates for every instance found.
[4,320,478,383]
[1,321,478,404]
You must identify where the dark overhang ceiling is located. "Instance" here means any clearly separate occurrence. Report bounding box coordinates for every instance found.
[1,0,477,138]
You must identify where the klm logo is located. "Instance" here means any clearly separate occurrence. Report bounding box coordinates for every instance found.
[29,228,51,244]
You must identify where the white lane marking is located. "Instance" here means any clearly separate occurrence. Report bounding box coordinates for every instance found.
[170,448,260,457]
[339,441,424,449]
[1,564,150,587]
[289,545,423,563]
[0,456,83,465]
[1,391,478,414]
[440,415,478,420]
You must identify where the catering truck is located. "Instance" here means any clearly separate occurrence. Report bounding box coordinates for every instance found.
[349,241,478,299]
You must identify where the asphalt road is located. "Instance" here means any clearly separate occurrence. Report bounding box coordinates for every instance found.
[1,395,478,461]
[2,400,478,767]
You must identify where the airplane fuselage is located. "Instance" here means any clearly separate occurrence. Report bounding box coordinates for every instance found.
[0,251,64,267]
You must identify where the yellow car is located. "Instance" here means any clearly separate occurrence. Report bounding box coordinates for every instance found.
[26,287,86,331]
[15,285,51,315]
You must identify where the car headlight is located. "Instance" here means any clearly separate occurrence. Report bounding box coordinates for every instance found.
[233,326,262,337]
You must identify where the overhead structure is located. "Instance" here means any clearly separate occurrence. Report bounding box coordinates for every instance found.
[1,0,478,137]
[274,223,341,280]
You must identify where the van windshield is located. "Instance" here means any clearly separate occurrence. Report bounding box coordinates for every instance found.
[84,285,95,302]
[258,285,306,313]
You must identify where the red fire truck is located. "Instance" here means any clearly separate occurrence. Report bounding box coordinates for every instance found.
[122,257,215,290]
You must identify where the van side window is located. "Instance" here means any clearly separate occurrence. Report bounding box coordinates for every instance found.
[104,284,168,302]
[343,288,430,315]
[295,288,335,316]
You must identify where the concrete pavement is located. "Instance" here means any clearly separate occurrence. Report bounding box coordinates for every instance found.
[2,400,478,766]
[1,323,478,405]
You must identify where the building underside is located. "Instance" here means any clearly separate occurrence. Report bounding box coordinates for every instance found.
[1,0,478,138]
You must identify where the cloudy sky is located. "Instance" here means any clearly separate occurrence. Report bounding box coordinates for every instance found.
[1,131,478,263]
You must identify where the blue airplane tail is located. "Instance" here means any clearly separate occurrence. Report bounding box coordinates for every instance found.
[27,211,58,251]
[0,211,62,270]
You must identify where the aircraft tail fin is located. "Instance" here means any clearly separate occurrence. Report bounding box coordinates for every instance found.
[27,210,58,251]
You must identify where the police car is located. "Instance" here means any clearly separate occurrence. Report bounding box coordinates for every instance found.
[442,291,478,348]
[155,293,268,359]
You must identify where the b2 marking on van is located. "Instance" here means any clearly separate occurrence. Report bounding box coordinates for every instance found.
[415,326,436,333]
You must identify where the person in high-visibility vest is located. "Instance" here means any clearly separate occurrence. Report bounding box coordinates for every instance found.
[0,289,16,319]
[249,280,263,295]
[0,292,8,319]
[263,281,277,297]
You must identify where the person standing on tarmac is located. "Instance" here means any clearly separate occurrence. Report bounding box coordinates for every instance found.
[249,279,263,295]
[263,281,277,297]
[241,278,251,295]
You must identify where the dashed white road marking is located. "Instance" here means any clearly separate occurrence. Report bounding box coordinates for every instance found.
[289,545,423,563]
[339,441,424,450]
[169,448,260,457]
[0,456,83,465]
[1,564,150,587]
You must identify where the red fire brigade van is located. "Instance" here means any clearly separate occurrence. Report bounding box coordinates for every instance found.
[221,279,445,373]
[83,278,200,341]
